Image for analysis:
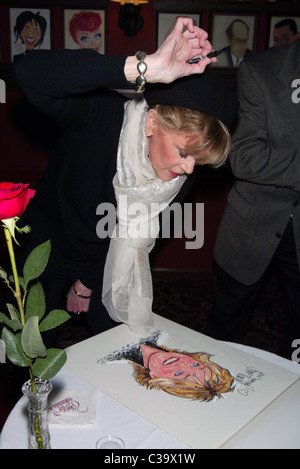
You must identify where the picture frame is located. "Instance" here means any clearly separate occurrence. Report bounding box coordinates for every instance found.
[268,15,300,48]
[157,13,200,48]
[64,9,105,55]
[9,7,51,62]
[209,0,255,2]
[210,13,257,69]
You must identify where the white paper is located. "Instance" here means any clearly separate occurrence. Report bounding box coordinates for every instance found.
[64,314,299,448]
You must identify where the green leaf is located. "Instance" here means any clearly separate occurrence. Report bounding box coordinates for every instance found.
[6,303,21,321]
[25,282,46,321]
[0,312,22,331]
[23,240,51,289]
[21,316,46,359]
[9,274,25,290]
[0,266,8,281]
[39,309,71,332]
[1,327,29,367]
[32,349,67,379]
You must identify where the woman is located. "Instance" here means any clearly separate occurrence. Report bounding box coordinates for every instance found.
[100,332,235,401]
[13,18,238,342]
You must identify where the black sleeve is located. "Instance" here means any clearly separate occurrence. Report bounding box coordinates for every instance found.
[13,49,128,290]
[12,49,129,124]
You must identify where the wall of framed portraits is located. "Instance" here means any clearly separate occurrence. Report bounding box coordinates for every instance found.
[0,0,299,270]
[1,1,299,68]
[154,0,300,82]
[0,0,158,67]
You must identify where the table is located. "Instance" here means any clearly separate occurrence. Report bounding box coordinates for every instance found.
[0,366,189,450]
[1,339,300,449]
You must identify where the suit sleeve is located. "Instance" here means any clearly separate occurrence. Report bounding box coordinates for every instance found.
[230,59,300,190]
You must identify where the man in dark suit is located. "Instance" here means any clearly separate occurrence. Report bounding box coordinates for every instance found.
[206,40,300,359]
[217,19,252,67]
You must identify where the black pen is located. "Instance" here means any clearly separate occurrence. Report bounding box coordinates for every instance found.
[188,50,221,64]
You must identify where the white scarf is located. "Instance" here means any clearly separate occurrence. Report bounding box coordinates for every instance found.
[102,97,187,334]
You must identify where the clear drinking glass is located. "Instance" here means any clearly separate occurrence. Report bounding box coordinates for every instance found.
[96,436,125,449]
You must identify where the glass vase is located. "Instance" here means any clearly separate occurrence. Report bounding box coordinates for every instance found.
[22,377,53,449]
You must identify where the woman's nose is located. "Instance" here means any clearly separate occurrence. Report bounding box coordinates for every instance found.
[181,156,196,174]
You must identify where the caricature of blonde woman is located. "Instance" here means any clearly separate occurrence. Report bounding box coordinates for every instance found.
[100,333,235,402]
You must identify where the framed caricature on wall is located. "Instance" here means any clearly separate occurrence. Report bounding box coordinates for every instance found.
[211,13,257,68]
[64,9,105,54]
[157,13,200,48]
[9,8,51,62]
[268,16,300,48]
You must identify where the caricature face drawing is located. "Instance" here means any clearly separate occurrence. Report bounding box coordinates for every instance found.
[13,10,47,53]
[20,20,42,50]
[68,11,103,54]
[75,27,102,53]
[141,345,212,384]
[227,20,249,60]
[100,333,235,402]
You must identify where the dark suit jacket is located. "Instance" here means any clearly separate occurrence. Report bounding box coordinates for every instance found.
[214,40,300,285]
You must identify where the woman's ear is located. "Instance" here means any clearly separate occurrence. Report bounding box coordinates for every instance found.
[145,108,158,137]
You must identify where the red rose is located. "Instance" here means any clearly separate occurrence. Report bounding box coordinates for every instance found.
[0,182,35,220]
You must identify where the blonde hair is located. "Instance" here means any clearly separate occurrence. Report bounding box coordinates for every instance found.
[131,349,235,402]
[153,104,231,168]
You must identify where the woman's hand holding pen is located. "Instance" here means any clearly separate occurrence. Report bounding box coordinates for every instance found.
[124,17,217,85]
[148,17,216,83]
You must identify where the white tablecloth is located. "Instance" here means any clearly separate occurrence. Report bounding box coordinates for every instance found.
[1,342,300,450]
[0,367,188,450]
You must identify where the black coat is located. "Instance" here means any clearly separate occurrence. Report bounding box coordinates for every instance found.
[13,49,129,289]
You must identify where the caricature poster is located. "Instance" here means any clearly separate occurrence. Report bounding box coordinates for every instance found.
[65,314,299,449]
[211,14,256,68]
[10,8,51,61]
[268,16,300,48]
[64,10,105,54]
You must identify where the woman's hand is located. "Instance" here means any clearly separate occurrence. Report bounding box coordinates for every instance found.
[124,17,216,85]
[66,279,92,314]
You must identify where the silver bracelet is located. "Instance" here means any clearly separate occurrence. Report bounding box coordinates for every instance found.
[135,51,147,92]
